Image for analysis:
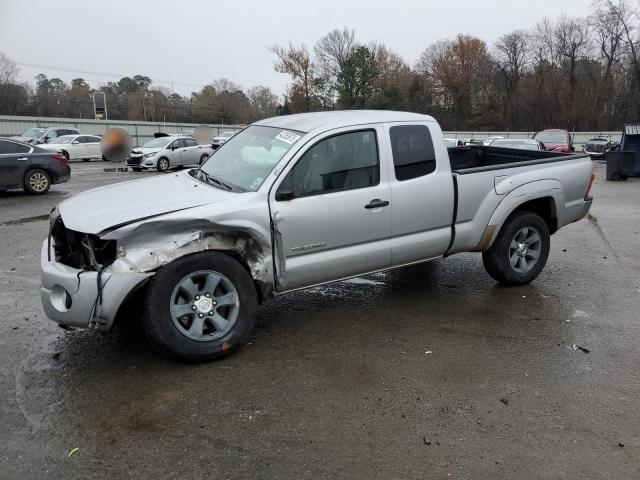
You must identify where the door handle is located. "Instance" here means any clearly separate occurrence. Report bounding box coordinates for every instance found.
[17,157,28,161]
[364,199,390,209]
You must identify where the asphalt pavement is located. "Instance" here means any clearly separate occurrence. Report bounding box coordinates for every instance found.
[0,161,639,479]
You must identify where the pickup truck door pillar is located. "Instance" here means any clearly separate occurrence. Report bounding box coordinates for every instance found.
[383,122,455,266]
[269,125,392,292]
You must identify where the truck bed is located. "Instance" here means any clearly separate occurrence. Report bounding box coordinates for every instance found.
[448,145,585,173]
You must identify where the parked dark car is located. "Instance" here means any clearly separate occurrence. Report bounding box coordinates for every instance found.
[0,139,70,194]
[584,138,611,157]
[532,129,575,153]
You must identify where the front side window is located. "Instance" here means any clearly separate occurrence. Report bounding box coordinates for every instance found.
[390,125,436,181]
[169,139,184,149]
[288,130,379,198]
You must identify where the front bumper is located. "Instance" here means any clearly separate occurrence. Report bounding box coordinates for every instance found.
[40,240,153,332]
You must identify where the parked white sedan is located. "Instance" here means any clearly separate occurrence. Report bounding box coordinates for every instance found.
[39,134,103,161]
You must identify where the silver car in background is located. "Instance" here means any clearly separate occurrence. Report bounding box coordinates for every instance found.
[211,131,238,149]
[490,139,545,151]
[127,135,213,172]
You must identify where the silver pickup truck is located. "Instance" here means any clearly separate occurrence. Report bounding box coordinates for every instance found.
[41,111,595,361]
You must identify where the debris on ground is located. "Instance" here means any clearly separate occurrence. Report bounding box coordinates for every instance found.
[51,352,60,361]
[425,351,432,355]
[618,442,624,448]
[499,397,509,405]
[423,437,431,445]
[68,448,79,458]
[566,344,590,353]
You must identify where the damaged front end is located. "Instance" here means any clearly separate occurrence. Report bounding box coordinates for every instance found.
[41,207,274,333]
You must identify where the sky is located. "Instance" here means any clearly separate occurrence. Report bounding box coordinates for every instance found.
[0,0,595,99]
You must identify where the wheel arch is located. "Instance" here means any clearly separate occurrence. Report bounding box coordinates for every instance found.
[106,219,274,304]
[476,180,562,251]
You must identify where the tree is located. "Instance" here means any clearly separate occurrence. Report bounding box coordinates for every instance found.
[494,31,530,127]
[269,43,318,112]
[314,27,358,106]
[247,86,279,121]
[337,46,378,108]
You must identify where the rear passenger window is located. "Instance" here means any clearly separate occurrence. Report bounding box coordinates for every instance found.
[390,125,436,181]
[184,138,197,147]
[288,130,379,197]
[0,140,29,154]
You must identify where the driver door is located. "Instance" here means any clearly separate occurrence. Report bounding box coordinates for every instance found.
[270,126,392,292]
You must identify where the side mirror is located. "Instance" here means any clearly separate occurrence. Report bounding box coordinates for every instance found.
[72,140,80,145]
[43,136,50,143]
[275,189,295,201]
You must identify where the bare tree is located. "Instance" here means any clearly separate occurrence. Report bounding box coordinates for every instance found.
[494,31,530,127]
[0,52,18,87]
[415,40,452,75]
[269,43,317,112]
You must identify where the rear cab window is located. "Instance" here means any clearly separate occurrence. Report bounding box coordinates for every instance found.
[389,125,436,181]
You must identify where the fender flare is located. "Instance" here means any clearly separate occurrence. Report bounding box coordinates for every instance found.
[475,179,563,251]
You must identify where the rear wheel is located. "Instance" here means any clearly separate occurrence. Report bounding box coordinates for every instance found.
[24,169,51,195]
[142,251,258,362]
[157,157,170,172]
[482,211,550,285]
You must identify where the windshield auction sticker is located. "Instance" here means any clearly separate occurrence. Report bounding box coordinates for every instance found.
[275,131,301,144]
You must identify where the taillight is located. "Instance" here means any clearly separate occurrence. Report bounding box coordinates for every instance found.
[51,154,67,164]
[586,168,595,198]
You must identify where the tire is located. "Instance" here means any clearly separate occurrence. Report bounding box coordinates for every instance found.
[62,150,70,161]
[482,211,550,286]
[23,169,51,195]
[142,251,258,362]
[199,154,209,165]
[157,157,170,172]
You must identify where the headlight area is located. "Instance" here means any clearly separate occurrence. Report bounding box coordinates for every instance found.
[50,216,117,271]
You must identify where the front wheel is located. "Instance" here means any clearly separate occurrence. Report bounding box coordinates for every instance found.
[482,211,550,286]
[142,251,258,361]
[157,157,170,172]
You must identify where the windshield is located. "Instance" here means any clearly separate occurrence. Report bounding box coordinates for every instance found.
[20,128,46,138]
[54,135,76,144]
[534,131,568,143]
[199,125,302,191]
[142,137,173,148]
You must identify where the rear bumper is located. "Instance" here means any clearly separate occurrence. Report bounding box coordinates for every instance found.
[578,196,593,221]
[40,240,153,332]
[51,164,70,184]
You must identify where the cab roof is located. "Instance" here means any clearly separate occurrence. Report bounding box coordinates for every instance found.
[254,110,436,134]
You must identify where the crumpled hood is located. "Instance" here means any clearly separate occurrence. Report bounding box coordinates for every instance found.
[130,147,162,155]
[59,170,236,234]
